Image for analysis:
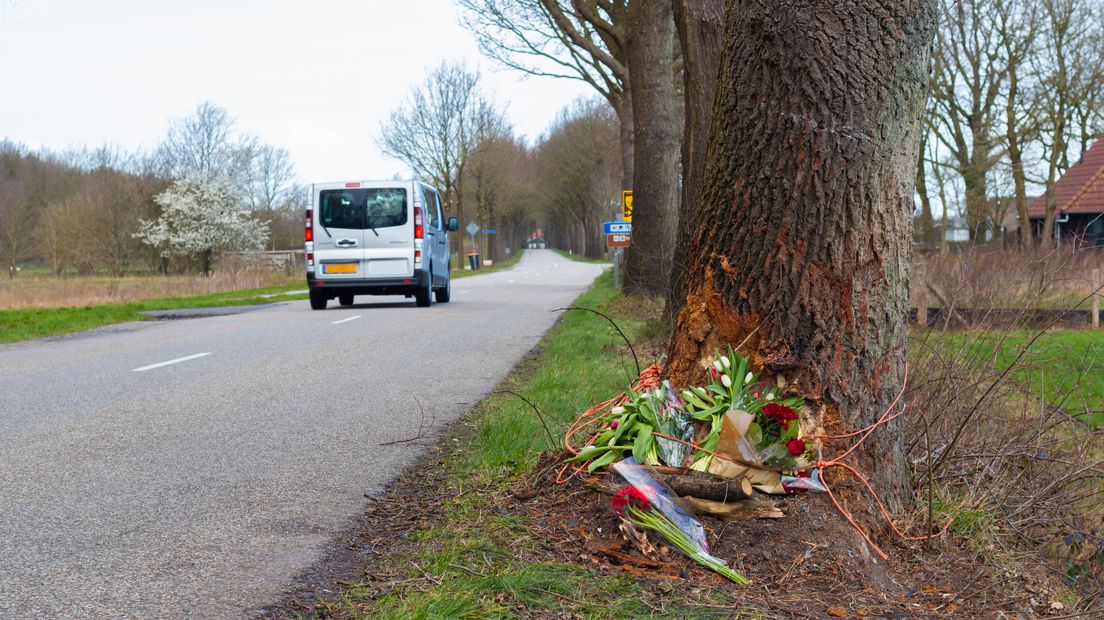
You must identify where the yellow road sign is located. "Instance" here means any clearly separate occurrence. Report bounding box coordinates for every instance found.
[622,190,633,222]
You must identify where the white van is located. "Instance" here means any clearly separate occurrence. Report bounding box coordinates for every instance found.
[305,180,458,309]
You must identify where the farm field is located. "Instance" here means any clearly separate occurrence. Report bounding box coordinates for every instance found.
[914,327,1104,427]
[1,270,302,310]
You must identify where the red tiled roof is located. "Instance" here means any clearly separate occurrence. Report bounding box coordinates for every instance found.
[1027,138,1104,218]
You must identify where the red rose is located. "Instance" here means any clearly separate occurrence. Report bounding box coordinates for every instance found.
[786,438,806,456]
[612,486,651,516]
[764,403,798,422]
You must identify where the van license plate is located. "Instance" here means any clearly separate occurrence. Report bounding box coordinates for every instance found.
[323,264,357,274]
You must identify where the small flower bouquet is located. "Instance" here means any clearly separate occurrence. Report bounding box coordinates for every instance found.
[610,458,749,584]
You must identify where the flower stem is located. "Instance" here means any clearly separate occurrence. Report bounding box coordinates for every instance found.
[626,506,749,584]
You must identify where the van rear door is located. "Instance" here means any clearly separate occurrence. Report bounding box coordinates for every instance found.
[315,184,366,279]
[360,182,414,278]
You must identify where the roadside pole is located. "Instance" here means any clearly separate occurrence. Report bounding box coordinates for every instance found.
[613,248,621,290]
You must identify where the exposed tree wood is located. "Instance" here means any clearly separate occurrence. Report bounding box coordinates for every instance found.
[680,496,785,520]
[665,471,753,502]
[667,0,938,516]
[667,0,726,321]
[623,0,680,296]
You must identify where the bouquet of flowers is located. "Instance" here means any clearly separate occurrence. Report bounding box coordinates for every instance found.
[610,459,749,584]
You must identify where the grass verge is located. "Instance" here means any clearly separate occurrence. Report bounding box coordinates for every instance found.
[0,284,307,345]
[314,270,744,618]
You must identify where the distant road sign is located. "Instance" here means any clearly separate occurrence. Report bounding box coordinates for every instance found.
[622,190,633,222]
[603,221,632,235]
[482,229,497,234]
[607,233,631,248]
[465,221,480,236]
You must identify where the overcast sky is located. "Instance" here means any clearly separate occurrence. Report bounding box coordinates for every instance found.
[0,0,594,182]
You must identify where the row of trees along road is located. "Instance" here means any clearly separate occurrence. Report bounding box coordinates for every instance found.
[920,0,1103,248]
[378,62,623,265]
[0,102,303,278]
[455,0,940,523]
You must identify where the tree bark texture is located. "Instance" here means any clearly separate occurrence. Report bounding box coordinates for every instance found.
[667,0,937,514]
[614,92,635,192]
[623,0,681,296]
[667,0,726,321]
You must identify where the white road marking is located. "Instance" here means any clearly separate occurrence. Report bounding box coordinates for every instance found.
[133,353,211,372]
[508,279,516,283]
[460,290,470,295]
[331,315,362,325]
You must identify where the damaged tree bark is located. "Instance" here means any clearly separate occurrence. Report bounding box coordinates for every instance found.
[666,0,937,514]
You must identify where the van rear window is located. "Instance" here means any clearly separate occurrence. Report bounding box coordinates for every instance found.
[319,188,407,230]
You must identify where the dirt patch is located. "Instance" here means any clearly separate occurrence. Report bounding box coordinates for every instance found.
[514,453,1052,619]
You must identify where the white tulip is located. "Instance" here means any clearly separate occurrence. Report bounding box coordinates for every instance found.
[744,372,754,385]
[713,360,723,372]
[766,392,775,400]
[611,406,625,415]
[721,374,732,388]
[721,356,731,369]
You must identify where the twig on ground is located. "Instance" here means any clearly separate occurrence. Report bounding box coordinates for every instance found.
[555,305,640,377]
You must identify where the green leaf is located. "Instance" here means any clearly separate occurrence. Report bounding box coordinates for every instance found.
[633,425,654,463]
[565,445,608,463]
[612,413,636,444]
[587,448,623,472]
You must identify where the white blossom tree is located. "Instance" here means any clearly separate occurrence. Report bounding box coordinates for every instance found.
[135,173,268,275]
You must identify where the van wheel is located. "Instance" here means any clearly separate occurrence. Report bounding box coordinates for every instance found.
[338,293,354,306]
[435,269,451,303]
[415,271,433,307]
[309,290,328,310]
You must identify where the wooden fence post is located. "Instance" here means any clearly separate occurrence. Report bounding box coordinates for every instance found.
[1093,268,1100,330]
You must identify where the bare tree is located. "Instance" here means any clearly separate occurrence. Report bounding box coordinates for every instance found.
[1035,0,1103,246]
[246,145,296,212]
[534,99,622,258]
[378,61,508,259]
[929,0,1010,240]
[457,0,632,187]
[991,0,1040,248]
[156,102,253,183]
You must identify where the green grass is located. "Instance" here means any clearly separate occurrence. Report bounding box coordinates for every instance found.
[451,249,525,279]
[0,284,307,344]
[323,271,751,618]
[915,328,1104,426]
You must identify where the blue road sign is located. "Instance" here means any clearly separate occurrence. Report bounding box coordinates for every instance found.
[603,221,632,235]
[483,229,497,234]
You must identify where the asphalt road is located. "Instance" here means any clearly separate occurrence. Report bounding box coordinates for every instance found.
[0,250,603,619]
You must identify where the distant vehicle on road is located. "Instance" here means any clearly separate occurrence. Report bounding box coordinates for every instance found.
[305,180,459,309]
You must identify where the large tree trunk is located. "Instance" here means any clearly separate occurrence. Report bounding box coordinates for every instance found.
[667,0,726,321]
[623,0,680,296]
[613,92,635,192]
[667,0,936,516]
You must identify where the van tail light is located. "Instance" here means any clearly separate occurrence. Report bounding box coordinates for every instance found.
[414,207,424,239]
[414,249,422,265]
[305,209,313,242]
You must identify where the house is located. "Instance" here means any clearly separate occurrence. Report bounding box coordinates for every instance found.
[1028,138,1104,247]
